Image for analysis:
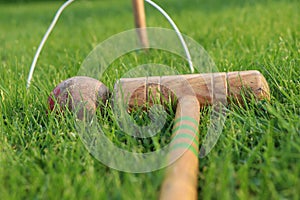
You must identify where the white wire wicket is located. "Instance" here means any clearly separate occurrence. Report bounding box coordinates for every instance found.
[26,0,194,89]
[145,0,194,73]
[26,0,75,89]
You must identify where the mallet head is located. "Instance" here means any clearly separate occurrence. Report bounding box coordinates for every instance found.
[114,70,270,109]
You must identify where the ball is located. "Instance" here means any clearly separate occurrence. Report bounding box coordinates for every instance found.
[48,76,109,120]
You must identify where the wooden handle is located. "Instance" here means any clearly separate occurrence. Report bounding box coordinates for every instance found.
[160,95,200,200]
[132,0,149,48]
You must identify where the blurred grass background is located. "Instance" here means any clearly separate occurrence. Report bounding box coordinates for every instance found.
[0,0,299,199]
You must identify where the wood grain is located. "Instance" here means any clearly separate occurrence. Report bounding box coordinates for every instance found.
[114,70,270,109]
[113,70,270,200]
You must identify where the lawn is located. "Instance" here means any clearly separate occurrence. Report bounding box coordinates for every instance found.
[0,0,299,199]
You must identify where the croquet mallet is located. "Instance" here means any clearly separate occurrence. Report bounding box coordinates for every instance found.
[114,70,270,200]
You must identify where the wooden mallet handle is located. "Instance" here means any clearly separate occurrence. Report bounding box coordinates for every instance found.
[132,0,149,48]
[159,95,200,200]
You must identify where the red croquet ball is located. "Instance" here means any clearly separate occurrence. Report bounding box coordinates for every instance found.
[48,76,109,120]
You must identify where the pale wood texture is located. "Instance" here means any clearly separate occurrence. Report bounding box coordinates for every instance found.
[226,70,270,103]
[132,0,149,48]
[113,70,270,200]
[114,70,270,109]
[159,95,200,200]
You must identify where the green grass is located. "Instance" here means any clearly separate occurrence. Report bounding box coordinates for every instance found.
[0,0,299,199]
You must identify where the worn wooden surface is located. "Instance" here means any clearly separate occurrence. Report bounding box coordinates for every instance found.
[113,70,270,200]
[114,70,270,109]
